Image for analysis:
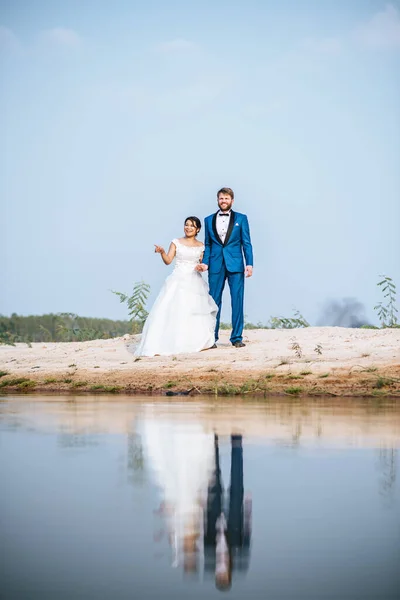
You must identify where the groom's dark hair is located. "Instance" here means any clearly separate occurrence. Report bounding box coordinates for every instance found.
[217,187,234,199]
[185,216,201,232]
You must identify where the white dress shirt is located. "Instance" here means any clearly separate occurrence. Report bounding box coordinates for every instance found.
[216,211,231,243]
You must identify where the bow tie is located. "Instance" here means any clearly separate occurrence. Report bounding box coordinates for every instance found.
[218,212,231,217]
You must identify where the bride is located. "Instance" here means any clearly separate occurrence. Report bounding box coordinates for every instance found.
[135,216,218,357]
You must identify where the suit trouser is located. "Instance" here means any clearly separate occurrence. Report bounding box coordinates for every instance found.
[204,435,244,547]
[204,434,223,546]
[208,267,245,344]
[227,435,244,547]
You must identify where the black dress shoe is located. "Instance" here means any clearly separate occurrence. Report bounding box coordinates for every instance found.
[210,343,218,349]
[232,341,246,348]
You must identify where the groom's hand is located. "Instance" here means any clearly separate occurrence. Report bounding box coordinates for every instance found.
[245,266,253,278]
[195,264,208,272]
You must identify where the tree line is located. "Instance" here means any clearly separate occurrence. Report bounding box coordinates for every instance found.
[0,313,137,345]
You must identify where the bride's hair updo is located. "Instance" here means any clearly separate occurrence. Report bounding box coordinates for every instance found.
[185,216,201,233]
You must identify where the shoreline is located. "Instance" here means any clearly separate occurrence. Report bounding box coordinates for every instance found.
[1,327,400,398]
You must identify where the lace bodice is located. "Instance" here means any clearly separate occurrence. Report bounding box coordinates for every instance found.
[172,239,204,272]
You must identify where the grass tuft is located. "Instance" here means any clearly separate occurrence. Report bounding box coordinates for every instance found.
[18,380,36,389]
[285,386,303,395]
[89,384,122,393]
[0,377,30,387]
[374,376,394,389]
[163,381,178,389]
[277,358,290,366]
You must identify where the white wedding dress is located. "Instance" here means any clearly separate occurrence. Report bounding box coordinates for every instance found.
[135,239,217,357]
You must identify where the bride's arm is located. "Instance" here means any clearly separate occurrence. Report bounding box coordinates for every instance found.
[154,241,176,265]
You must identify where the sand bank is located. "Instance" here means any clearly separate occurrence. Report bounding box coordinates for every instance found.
[1,327,399,397]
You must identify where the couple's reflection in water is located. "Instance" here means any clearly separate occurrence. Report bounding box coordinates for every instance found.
[149,427,251,592]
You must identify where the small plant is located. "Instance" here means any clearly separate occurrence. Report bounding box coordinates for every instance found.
[44,378,57,384]
[0,377,31,387]
[300,370,312,376]
[318,373,329,378]
[314,344,323,355]
[374,275,398,327]
[269,309,309,329]
[68,363,77,368]
[103,385,122,393]
[364,366,378,373]
[290,338,303,359]
[372,389,387,397]
[89,384,121,393]
[0,332,16,346]
[0,370,9,378]
[374,376,394,389]
[63,378,73,384]
[285,386,303,395]
[215,383,240,396]
[6,377,30,386]
[112,281,151,332]
[164,381,178,389]
[18,380,36,389]
[277,358,290,366]
[71,381,88,388]
[264,373,275,379]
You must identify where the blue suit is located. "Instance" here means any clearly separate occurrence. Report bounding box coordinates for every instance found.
[203,211,253,344]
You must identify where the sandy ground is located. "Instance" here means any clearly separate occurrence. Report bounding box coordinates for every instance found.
[1,327,400,397]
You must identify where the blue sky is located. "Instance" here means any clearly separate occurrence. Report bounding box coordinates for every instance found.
[1,0,399,325]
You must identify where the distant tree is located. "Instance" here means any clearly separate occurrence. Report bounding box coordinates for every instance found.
[0,313,132,344]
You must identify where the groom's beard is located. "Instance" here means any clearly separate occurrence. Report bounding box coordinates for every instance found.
[218,202,233,211]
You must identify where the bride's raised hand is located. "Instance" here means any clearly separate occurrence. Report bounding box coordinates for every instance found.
[154,245,165,254]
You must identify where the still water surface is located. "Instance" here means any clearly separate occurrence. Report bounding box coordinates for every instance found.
[1,395,400,600]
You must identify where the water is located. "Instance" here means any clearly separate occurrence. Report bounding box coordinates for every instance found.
[1,395,399,600]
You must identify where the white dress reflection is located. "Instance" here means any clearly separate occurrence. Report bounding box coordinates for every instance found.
[143,419,215,573]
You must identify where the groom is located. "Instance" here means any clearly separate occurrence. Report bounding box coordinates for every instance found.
[196,187,253,348]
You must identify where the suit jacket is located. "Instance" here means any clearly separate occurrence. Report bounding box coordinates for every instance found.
[203,211,253,274]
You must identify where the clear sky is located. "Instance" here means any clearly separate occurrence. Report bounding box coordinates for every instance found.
[1,0,399,325]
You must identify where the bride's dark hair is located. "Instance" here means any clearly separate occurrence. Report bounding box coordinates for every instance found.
[185,216,201,232]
